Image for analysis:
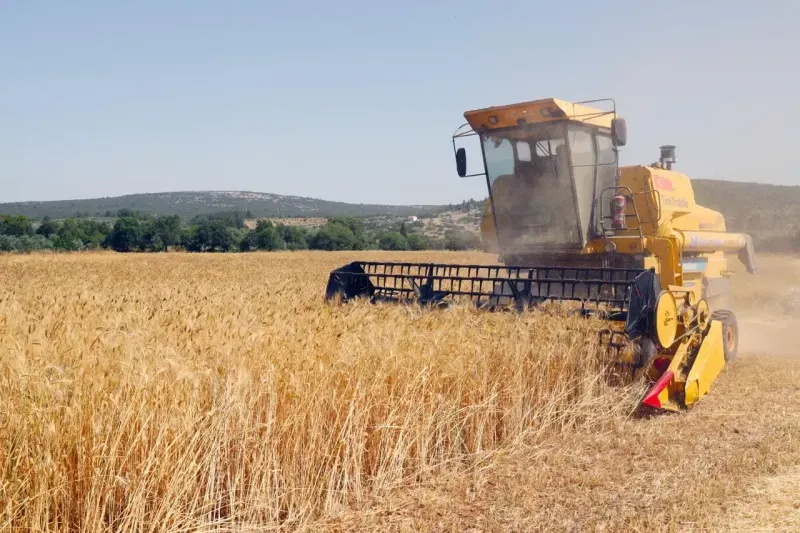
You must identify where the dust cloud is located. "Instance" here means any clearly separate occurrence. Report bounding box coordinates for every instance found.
[728,255,800,358]
[737,313,800,357]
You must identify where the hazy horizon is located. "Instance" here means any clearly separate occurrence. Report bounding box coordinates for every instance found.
[0,188,456,206]
[2,174,798,208]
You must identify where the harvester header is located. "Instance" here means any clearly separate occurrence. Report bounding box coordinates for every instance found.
[326,95,757,413]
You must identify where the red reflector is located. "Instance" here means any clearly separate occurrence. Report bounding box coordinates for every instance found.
[653,357,670,374]
[642,371,674,409]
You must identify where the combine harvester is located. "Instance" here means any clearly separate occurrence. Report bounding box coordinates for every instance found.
[326,97,757,412]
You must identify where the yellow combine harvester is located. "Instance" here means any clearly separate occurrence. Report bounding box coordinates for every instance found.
[326,97,756,412]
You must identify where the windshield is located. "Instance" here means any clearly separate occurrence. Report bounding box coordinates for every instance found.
[567,125,616,241]
[482,122,581,249]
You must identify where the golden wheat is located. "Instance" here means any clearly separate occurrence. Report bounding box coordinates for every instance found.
[0,251,638,531]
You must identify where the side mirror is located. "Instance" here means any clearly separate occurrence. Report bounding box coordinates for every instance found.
[611,118,627,147]
[455,148,467,177]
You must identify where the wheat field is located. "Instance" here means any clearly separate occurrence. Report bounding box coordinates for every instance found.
[0,251,640,531]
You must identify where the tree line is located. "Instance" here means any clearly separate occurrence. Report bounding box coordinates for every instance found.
[0,211,482,253]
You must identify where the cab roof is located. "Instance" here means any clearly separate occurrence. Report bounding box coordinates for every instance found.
[464,98,615,132]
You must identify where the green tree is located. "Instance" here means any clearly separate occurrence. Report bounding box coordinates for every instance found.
[137,220,164,252]
[0,215,34,236]
[194,220,220,251]
[378,231,409,251]
[328,216,364,238]
[82,220,112,250]
[406,232,430,250]
[181,226,200,251]
[278,224,308,250]
[51,234,83,251]
[191,211,247,229]
[327,216,366,248]
[225,227,245,251]
[149,215,182,251]
[52,218,87,250]
[239,230,258,251]
[36,217,60,238]
[109,217,143,252]
[0,234,54,252]
[254,224,284,251]
[255,219,273,230]
[309,222,357,250]
[186,219,237,252]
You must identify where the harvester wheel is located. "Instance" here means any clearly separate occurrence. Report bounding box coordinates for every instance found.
[711,310,738,361]
[634,337,657,369]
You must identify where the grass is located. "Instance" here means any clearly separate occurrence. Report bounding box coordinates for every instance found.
[0,251,636,531]
[1,251,798,532]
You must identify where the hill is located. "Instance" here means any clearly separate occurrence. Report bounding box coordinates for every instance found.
[692,179,800,249]
[0,191,449,220]
[1,180,797,249]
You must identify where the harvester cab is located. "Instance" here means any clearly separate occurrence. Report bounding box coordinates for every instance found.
[453,98,627,267]
[326,97,757,413]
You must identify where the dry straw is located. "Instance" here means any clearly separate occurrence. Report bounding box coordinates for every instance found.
[1,252,640,530]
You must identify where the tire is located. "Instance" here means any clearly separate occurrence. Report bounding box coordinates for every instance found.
[711,310,738,361]
[633,336,657,368]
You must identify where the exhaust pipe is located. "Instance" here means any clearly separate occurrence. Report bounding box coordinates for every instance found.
[659,145,676,170]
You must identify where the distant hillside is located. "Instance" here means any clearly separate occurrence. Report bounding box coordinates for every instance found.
[0,191,448,220]
[692,179,800,246]
[1,180,797,249]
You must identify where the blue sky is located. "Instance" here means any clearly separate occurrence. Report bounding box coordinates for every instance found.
[2,1,798,205]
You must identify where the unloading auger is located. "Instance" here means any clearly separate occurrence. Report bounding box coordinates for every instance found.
[326,97,757,412]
